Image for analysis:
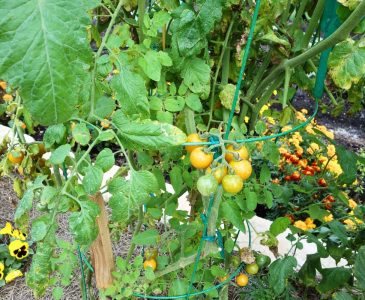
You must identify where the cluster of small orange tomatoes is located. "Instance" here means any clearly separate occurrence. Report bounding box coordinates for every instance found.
[185,133,252,196]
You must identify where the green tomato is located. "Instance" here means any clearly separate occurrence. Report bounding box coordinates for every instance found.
[255,254,271,268]
[197,174,218,196]
[245,263,259,275]
[230,256,241,267]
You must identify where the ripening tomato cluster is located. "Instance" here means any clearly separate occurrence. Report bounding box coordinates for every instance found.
[186,134,252,196]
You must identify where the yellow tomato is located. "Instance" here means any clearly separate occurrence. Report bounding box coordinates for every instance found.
[236,274,249,287]
[190,147,213,169]
[225,145,249,162]
[229,160,252,180]
[206,165,227,183]
[185,133,206,153]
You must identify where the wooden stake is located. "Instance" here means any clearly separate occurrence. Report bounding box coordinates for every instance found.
[90,192,115,289]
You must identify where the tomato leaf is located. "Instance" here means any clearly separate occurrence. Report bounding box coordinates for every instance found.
[109,170,159,222]
[82,166,103,195]
[43,124,66,148]
[0,0,93,124]
[270,217,291,236]
[268,256,297,295]
[49,144,71,165]
[328,221,349,245]
[336,144,357,185]
[95,148,115,172]
[138,50,172,81]
[317,267,352,293]
[180,57,211,93]
[72,123,90,146]
[354,245,365,290]
[69,196,99,245]
[185,93,203,112]
[111,68,149,118]
[221,200,245,232]
[131,229,159,246]
[112,110,186,150]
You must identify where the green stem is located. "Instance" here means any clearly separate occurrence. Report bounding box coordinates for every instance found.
[53,165,63,187]
[282,67,291,108]
[281,1,292,25]
[126,206,144,261]
[137,0,146,42]
[154,187,223,278]
[302,0,326,48]
[207,12,238,129]
[291,0,309,33]
[254,0,365,97]
[184,108,196,134]
[88,0,124,120]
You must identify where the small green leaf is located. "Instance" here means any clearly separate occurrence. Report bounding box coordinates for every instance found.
[170,166,183,193]
[83,166,103,195]
[94,96,116,119]
[95,148,115,172]
[69,197,99,245]
[244,189,258,211]
[43,124,66,148]
[164,96,185,112]
[185,94,202,112]
[132,229,159,246]
[31,216,50,241]
[328,221,348,245]
[49,144,71,165]
[221,200,245,232]
[317,267,351,293]
[260,165,271,184]
[98,130,114,141]
[307,204,329,220]
[255,120,266,135]
[72,123,90,146]
[262,141,280,164]
[270,217,291,236]
[181,57,211,93]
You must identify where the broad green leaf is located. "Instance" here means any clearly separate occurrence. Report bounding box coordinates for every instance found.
[259,165,271,184]
[52,287,64,300]
[268,256,297,296]
[43,124,66,148]
[263,189,273,208]
[49,144,71,165]
[98,129,115,141]
[146,10,171,37]
[270,217,291,236]
[181,57,211,94]
[221,200,245,232]
[31,215,51,242]
[156,111,174,124]
[72,123,90,146]
[307,204,330,220]
[354,245,365,290]
[336,144,357,184]
[0,0,92,124]
[112,110,187,150]
[185,93,203,112]
[69,197,99,245]
[131,229,159,245]
[111,68,149,118]
[328,221,348,245]
[94,96,116,119]
[109,170,159,221]
[26,242,53,297]
[328,39,365,90]
[298,254,322,285]
[138,50,172,81]
[95,148,115,172]
[169,279,189,297]
[317,267,351,293]
[164,96,185,112]
[170,166,183,193]
[82,166,103,195]
[262,141,280,164]
[150,96,163,110]
[171,0,222,56]
[333,291,355,300]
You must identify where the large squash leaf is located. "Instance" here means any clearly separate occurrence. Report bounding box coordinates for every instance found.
[328,39,365,90]
[0,0,93,125]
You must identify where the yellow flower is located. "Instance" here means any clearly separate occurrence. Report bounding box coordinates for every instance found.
[266,117,275,125]
[307,143,320,155]
[0,262,4,280]
[0,222,13,235]
[294,220,307,231]
[323,212,333,222]
[281,125,292,132]
[12,229,27,241]
[348,199,357,209]
[259,104,270,115]
[327,160,343,176]
[112,69,120,74]
[244,116,250,123]
[8,240,29,260]
[305,125,315,134]
[344,219,356,230]
[327,144,336,157]
[305,218,316,229]
[301,109,308,114]
[273,90,278,96]
[295,111,307,122]
[315,125,334,139]
[5,270,23,283]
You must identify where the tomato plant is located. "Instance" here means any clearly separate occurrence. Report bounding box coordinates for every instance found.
[0,0,364,299]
